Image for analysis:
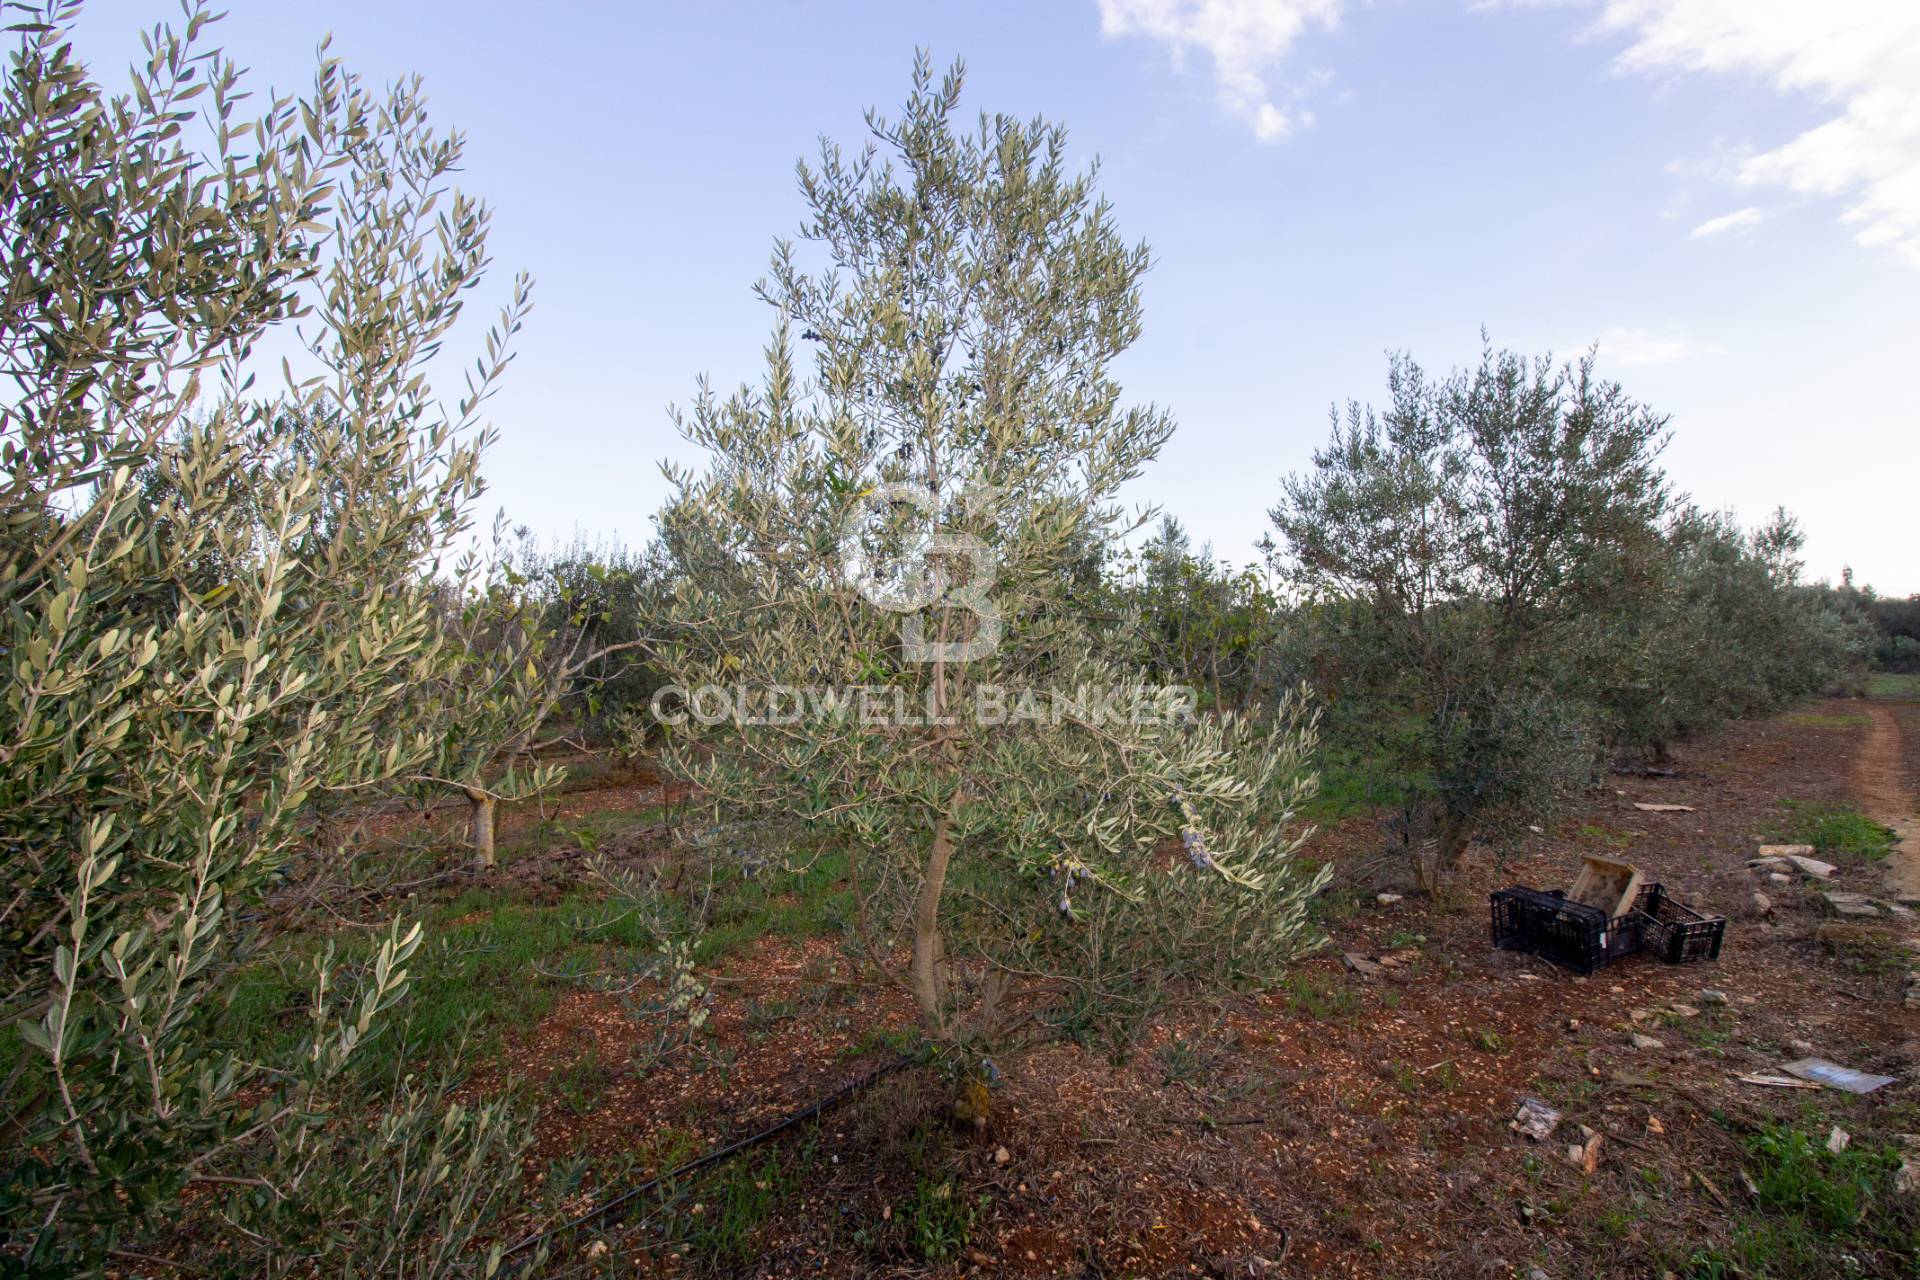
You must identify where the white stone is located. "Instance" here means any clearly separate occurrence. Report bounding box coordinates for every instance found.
[1787,855,1838,880]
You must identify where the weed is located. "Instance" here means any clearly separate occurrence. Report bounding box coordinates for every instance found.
[554,1047,611,1116]
[683,1153,791,1264]
[1281,973,1359,1020]
[1766,801,1896,863]
[905,1177,980,1262]
[1816,923,1914,975]
[1747,1124,1884,1232]
[1699,1122,1920,1275]
[1157,1036,1207,1085]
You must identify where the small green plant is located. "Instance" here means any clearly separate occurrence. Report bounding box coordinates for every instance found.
[1158,1036,1207,1085]
[684,1153,791,1264]
[555,1048,611,1117]
[1281,973,1359,1020]
[1747,1125,1877,1231]
[906,1177,980,1263]
[1768,801,1897,862]
[1678,1248,1733,1280]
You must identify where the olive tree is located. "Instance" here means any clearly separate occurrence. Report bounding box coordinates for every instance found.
[1588,506,1877,765]
[1270,341,1671,891]
[649,58,1324,1054]
[1117,517,1284,714]
[0,4,541,1266]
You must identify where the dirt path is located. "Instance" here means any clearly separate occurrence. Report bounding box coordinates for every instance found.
[1854,702,1920,902]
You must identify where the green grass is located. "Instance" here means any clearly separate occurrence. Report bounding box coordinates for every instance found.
[678,1151,798,1265]
[696,848,853,962]
[1307,745,1426,822]
[1765,800,1897,864]
[1866,671,1920,700]
[223,885,664,1087]
[1279,972,1359,1020]
[223,831,860,1089]
[1671,1124,1920,1278]
[1573,823,1635,850]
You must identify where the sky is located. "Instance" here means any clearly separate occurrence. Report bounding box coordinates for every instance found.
[69,0,1920,594]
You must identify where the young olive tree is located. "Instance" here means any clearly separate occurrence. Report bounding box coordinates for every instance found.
[649,58,1324,1054]
[1270,341,1671,892]
[0,4,540,1266]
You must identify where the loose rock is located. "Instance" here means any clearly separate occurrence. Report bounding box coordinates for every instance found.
[1511,1097,1561,1141]
[1821,892,1880,919]
[1342,952,1383,978]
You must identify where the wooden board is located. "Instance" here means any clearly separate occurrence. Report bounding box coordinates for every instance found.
[1568,855,1644,920]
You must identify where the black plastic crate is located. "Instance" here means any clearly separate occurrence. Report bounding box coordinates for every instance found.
[1490,886,1641,974]
[1631,884,1725,964]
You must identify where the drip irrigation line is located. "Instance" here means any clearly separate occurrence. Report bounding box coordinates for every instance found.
[499,1052,913,1269]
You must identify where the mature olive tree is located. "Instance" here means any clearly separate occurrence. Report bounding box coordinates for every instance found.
[650,57,1324,1054]
[0,4,542,1267]
[1270,341,1671,892]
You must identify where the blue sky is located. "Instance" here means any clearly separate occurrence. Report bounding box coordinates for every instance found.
[72,1,1920,593]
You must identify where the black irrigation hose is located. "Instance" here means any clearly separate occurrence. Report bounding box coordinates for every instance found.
[498,1053,914,1269]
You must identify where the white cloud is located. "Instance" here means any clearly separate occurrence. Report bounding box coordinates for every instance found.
[1689,205,1765,238]
[1595,1,1920,265]
[1592,326,1692,366]
[1097,0,1344,142]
